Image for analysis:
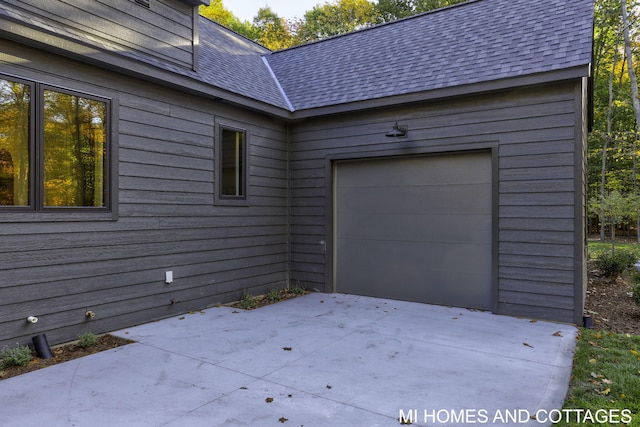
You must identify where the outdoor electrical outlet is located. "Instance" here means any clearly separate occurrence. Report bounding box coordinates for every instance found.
[165,271,173,284]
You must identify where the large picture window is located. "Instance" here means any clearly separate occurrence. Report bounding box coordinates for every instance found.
[0,75,109,210]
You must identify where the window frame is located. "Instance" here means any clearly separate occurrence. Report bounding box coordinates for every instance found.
[214,120,250,207]
[0,73,116,221]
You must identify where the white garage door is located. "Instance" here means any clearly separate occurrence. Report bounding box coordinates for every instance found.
[334,152,493,310]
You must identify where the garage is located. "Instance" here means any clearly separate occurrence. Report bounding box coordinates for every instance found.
[334,151,493,310]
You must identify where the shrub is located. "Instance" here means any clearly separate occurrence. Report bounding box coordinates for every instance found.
[289,286,306,295]
[77,333,98,348]
[239,292,257,310]
[595,250,638,278]
[267,289,282,303]
[633,284,640,306]
[0,344,33,368]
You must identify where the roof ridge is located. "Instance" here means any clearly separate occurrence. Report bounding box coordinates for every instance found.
[198,14,271,53]
[271,0,484,54]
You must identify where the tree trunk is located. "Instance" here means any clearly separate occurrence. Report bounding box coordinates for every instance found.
[622,0,640,243]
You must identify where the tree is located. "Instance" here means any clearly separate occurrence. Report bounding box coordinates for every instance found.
[375,0,469,23]
[253,7,293,50]
[295,0,377,43]
[591,190,635,251]
[199,0,256,40]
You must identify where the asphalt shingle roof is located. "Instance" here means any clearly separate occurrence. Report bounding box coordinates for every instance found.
[1,0,593,113]
[197,20,291,110]
[264,0,594,111]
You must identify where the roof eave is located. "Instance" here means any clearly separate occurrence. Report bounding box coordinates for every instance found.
[0,21,294,119]
[289,65,592,120]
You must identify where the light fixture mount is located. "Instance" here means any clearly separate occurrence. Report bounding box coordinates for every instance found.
[385,122,408,138]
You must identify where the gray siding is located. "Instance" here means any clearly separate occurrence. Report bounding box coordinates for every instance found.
[0,0,196,69]
[0,41,289,348]
[289,81,585,323]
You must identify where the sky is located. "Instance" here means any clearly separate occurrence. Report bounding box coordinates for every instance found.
[224,0,323,22]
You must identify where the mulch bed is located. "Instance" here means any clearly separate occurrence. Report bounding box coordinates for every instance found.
[1,334,133,380]
[585,260,640,335]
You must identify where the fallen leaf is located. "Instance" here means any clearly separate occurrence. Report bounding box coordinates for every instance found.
[552,331,563,337]
[631,350,639,356]
[278,417,288,423]
[179,317,185,320]
[326,384,332,389]
[602,379,612,385]
[283,347,292,351]
[589,358,597,364]
[530,320,538,323]
[266,397,274,403]
[590,372,599,379]
[523,343,534,348]
[232,310,239,314]
[452,317,458,320]
[599,388,611,395]
[588,341,600,347]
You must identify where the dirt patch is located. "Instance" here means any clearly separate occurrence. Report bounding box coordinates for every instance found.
[1,334,133,381]
[585,260,640,335]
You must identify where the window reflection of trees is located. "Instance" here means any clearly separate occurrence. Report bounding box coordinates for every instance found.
[0,77,107,208]
[43,90,106,207]
[0,79,30,206]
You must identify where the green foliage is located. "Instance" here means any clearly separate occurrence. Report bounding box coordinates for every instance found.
[267,288,283,303]
[238,292,257,310]
[77,333,98,349]
[594,249,637,277]
[0,344,33,368]
[199,0,473,49]
[296,0,377,43]
[252,7,293,50]
[289,285,306,295]
[633,284,640,306]
[375,0,468,23]
[559,329,640,427]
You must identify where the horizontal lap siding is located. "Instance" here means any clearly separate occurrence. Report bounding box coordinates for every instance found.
[0,0,195,68]
[0,46,288,347]
[290,82,582,322]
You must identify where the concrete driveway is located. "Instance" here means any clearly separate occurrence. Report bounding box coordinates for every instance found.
[0,293,577,426]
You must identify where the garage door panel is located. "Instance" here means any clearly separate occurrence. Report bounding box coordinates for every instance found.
[337,213,491,244]
[335,152,493,310]
[337,240,492,308]
[338,155,491,188]
[337,184,492,215]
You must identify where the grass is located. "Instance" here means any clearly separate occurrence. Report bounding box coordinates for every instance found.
[558,329,640,426]
[557,240,640,425]
[588,241,640,259]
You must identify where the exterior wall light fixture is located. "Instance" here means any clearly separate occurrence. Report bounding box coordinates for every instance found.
[385,122,408,138]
